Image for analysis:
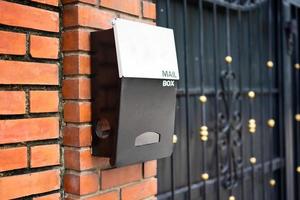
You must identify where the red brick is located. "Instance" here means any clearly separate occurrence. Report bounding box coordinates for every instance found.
[64,5,114,29]
[0,91,25,115]
[64,55,91,75]
[101,164,142,189]
[0,31,26,55]
[142,1,156,20]
[144,160,157,178]
[100,0,140,16]
[63,78,91,99]
[85,191,119,200]
[63,30,90,52]
[121,178,157,200]
[0,170,60,199]
[0,147,27,172]
[0,117,59,144]
[0,60,58,85]
[64,172,99,195]
[62,0,97,5]
[30,91,59,113]
[64,148,110,170]
[31,144,60,168]
[63,125,92,147]
[32,0,59,6]
[30,35,59,59]
[33,193,61,200]
[0,1,59,32]
[64,102,91,122]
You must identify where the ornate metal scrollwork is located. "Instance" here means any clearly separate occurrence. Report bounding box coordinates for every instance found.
[209,0,267,10]
[218,68,243,189]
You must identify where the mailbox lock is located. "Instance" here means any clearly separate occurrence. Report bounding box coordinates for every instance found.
[95,119,111,139]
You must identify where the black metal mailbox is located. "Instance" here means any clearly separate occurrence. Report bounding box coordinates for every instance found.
[91,19,179,167]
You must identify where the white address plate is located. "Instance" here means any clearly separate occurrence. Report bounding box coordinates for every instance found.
[113,18,179,80]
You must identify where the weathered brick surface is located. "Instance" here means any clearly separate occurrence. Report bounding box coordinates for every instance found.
[33,192,61,200]
[144,160,157,178]
[0,0,62,199]
[64,148,110,171]
[0,1,59,32]
[100,0,140,16]
[0,170,60,199]
[63,55,91,75]
[63,78,91,99]
[63,125,92,147]
[31,144,60,168]
[121,178,157,200]
[63,0,97,5]
[64,5,115,29]
[0,60,58,85]
[0,91,26,115]
[101,164,143,189]
[63,30,90,51]
[64,172,99,195]
[0,30,26,55]
[30,91,59,113]
[0,117,59,144]
[0,147,27,172]
[64,101,91,122]
[142,1,156,20]
[85,191,119,200]
[30,35,59,59]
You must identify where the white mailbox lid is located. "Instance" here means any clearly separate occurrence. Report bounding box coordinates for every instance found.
[113,18,179,80]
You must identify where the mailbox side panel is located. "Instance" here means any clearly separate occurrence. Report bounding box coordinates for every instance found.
[91,29,121,160]
[114,78,177,166]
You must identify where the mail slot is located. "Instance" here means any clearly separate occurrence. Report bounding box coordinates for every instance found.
[91,18,179,167]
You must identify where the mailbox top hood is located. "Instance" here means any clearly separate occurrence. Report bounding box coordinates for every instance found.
[113,18,179,80]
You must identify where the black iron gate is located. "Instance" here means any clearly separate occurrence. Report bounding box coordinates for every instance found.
[156,0,298,200]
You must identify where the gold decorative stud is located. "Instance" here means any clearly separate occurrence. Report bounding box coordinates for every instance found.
[173,135,178,144]
[267,119,275,128]
[200,126,208,141]
[267,61,274,68]
[295,63,300,69]
[199,95,207,103]
[229,196,236,200]
[248,119,256,133]
[296,166,300,173]
[248,91,255,99]
[295,114,300,122]
[250,157,257,164]
[225,56,232,64]
[201,173,209,180]
[269,179,276,187]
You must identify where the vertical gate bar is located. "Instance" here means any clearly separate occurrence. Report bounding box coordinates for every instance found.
[182,0,192,199]
[267,1,275,199]
[212,2,221,200]
[257,4,266,200]
[274,2,284,200]
[247,9,256,200]
[237,8,245,200]
[165,1,176,199]
[225,6,233,197]
[294,6,299,200]
[198,0,207,199]
[281,2,295,200]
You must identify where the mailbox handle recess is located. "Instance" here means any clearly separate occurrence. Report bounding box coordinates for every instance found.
[134,132,160,147]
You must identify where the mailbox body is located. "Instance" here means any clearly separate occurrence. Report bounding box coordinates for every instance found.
[91,19,179,167]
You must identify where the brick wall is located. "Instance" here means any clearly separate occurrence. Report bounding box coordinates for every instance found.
[0,0,62,199]
[62,0,157,200]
